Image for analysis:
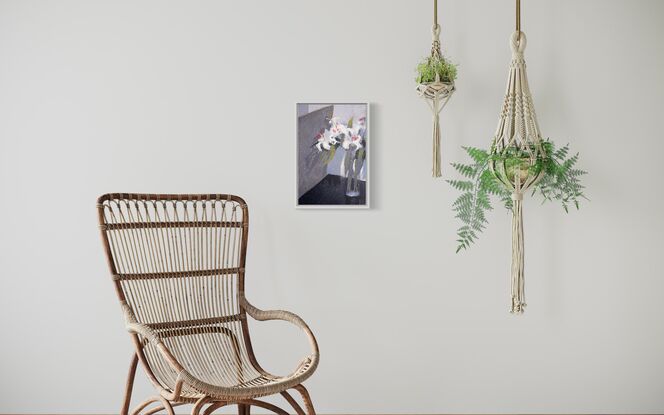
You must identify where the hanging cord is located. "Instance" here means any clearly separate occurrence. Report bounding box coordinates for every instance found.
[431,0,444,177]
[515,0,521,44]
[511,0,526,313]
[431,0,442,61]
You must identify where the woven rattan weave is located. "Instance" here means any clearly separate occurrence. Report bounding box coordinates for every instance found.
[97,193,319,415]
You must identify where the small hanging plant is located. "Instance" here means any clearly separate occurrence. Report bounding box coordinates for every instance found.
[415,0,456,178]
[448,140,587,253]
[416,55,457,84]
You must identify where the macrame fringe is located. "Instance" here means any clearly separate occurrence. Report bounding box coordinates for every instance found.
[510,191,526,314]
[432,109,442,177]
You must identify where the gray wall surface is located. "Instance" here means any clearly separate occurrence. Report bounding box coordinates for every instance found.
[297,105,332,197]
[1,0,663,413]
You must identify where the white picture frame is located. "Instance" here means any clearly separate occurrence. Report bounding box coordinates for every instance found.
[295,103,370,209]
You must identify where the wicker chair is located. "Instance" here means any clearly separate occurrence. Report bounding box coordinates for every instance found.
[97,194,319,415]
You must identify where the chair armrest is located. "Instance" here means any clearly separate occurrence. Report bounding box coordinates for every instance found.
[120,303,186,376]
[240,297,320,366]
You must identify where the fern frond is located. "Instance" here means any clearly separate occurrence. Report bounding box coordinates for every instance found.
[449,139,587,252]
[463,146,489,164]
[449,146,508,252]
[553,144,570,160]
[451,162,476,178]
[447,180,474,192]
[534,140,587,211]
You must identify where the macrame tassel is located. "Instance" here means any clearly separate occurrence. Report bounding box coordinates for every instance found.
[510,191,526,314]
[432,106,442,177]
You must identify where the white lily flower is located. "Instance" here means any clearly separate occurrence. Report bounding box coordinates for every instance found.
[314,129,340,152]
[329,123,347,137]
[324,130,337,145]
[345,126,364,150]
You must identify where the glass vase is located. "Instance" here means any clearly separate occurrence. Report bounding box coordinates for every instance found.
[344,149,361,197]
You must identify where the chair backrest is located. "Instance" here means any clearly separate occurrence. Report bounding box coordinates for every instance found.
[98,194,272,393]
[97,194,249,327]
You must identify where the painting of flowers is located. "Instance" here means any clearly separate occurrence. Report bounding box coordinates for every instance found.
[296,103,369,208]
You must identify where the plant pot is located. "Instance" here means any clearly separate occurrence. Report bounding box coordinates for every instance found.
[416,81,455,100]
[505,157,532,184]
[491,155,540,188]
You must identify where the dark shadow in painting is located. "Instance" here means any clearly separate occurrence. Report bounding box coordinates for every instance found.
[298,175,366,205]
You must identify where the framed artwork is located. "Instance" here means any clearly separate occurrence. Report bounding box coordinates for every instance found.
[296,103,370,208]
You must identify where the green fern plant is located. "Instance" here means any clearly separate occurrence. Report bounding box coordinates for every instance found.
[448,140,587,253]
[416,56,457,84]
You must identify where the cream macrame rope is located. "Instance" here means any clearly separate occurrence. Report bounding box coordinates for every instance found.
[511,188,525,313]
[419,82,453,177]
[416,0,455,178]
[431,24,442,61]
[489,30,545,314]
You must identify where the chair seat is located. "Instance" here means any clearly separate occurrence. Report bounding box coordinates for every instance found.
[177,355,316,400]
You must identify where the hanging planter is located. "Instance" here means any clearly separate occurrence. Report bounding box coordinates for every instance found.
[448,0,587,314]
[416,0,457,178]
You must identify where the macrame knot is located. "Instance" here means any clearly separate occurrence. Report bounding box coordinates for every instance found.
[510,31,527,60]
[431,23,441,41]
[512,192,523,201]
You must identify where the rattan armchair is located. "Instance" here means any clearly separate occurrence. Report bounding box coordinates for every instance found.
[97,194,319,415]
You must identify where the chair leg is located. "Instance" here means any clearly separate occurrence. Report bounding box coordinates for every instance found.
[238,403,250,415]
[191,397,211,415]
[145,402,186,415]
[280,391,305,415]
[131,398,160,415]
[293,385,316,415]
[159,397,175,415]
[121,353,140,415]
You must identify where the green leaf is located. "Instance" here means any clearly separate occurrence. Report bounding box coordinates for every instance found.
[449,138,588,253]
[463,146,489,164]
[323,146,337,165]
[415,55,458,84]
[447,179,474,192]
[449,146,498,252]
[533,140,587,211]
[451,162,475,178]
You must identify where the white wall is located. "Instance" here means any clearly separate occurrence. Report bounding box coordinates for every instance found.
[1,0,663,413]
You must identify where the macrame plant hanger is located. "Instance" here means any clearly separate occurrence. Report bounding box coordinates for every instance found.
[489,0,545,314]
[416,0,455,177]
